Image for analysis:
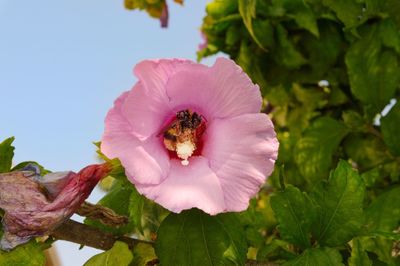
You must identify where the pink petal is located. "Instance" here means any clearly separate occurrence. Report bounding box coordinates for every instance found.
[101,92,170,185]
[136,156,226,215]
[122,83,172,140]
[133,59,194,99]
[122,59,195,139]
[165,57,262,120]
[202,113,279,212]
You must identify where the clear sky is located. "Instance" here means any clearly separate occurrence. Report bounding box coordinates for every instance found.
[0,0,217,265]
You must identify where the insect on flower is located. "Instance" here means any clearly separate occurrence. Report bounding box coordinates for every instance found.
[161,110,206,166]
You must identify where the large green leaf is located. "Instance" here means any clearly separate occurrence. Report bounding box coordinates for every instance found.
[381,102,400,156]
[346,24,400,114]
[283,247,344,266]
[311,160,365,247]
[294,117,348,182]
[155,209,247,266]
[348,238,372,266]
[270,185,317,248]
[0,241,46,266]
[0,137,15,173]
[83,241,133,266]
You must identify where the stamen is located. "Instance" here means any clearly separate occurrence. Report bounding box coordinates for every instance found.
[176,141,195,165]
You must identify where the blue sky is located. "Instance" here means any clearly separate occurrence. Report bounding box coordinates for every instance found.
[0,0,217,264]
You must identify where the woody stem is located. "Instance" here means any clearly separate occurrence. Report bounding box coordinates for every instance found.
[50,219,150,250]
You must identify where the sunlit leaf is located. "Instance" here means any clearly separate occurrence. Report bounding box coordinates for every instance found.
[0,241,46,266]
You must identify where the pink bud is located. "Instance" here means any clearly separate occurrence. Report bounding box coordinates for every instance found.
[0,163,110,250]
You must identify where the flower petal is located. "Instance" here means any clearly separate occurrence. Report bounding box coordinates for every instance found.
[202,113,279,212]
[101,91,170,185]
[165,57,262,120]
[136,156,225,215]
[133,59,195,97]
[121,83,172,140]
[121,59,197,139]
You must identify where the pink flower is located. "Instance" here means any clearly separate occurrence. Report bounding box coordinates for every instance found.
[0,163,110,250]
[101,58,278,215]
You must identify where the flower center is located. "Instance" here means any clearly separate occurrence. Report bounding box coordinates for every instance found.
[162,109,206,166]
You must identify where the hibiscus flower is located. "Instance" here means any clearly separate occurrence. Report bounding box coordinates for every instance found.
[101,58,278,215]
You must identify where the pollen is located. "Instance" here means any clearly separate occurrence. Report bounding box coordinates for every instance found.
[176,141,196,165]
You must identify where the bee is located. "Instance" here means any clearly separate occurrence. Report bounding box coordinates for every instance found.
[162,110,204,152]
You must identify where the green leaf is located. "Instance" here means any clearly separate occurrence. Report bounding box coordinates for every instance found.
[155,209,247,266]
[368,231,400,241]
[83,241,133,266]
[381,102,400,156]
[321,0,363,29]
[206,0,237,19]
[365,187,400,232]
[311,160,365,247]
[274,0,319,36]
[257,239,296,262]
[348,238,372,266]
[360,236,397,266]
[270,185,317,248]
[0,241,46,266]
[379,18,400,54]
[346,24,400,113]
[343,135,388,170]
[238,0,265,49]
[275,24,307,69]
[294,117,348,182]
[131,243,157,266]
[128,186,145,235]
[283,247,344,266]
[342,111,365,132]
[0,137,15,173]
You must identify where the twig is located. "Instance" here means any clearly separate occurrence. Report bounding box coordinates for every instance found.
[50,219,150,250]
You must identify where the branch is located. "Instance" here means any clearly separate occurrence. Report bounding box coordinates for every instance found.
[50,219,149,250]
